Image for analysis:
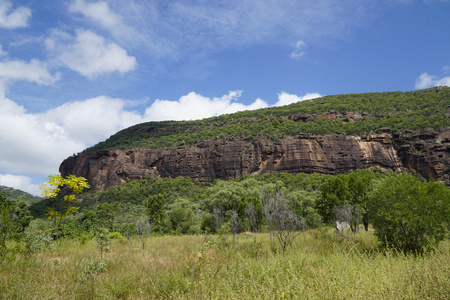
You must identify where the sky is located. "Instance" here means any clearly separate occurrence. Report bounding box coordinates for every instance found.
[1,0,450,196]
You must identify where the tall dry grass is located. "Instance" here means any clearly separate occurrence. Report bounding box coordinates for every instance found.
[0,229,448,299]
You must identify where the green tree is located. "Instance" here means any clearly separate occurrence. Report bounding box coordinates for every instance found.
[347,170,377,231]
[286,189,320,228]
[370,174,450,254]
[167,198,196,234]
[317,174,349,224]
[144,194,166,231]
[40,175,90,245]
[317,170,377,231]
[0,191,32,261]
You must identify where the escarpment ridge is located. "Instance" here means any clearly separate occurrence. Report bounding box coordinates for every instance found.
[60,88,450,191]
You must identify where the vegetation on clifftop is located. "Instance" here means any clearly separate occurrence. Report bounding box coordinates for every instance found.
[84,87,450,153]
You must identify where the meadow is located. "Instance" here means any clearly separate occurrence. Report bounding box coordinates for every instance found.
[1,228,448,300]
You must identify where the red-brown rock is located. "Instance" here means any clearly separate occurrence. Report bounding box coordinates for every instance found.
[60,129,450,191]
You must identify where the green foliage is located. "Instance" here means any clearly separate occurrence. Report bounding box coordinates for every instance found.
[286,189,321,228]
[83,87,450,152]
[23,219,54,258]
[29,173,332,237]
[167,198,198,234]
[0,191,32,261]
[317,174,350,224]
[95,228,111,259]
[39,175,90,245]
[144,194,166,226]
[317,170,379,230]
[0,186,41,204]
[369,174,450,254]
[77,258,108,299]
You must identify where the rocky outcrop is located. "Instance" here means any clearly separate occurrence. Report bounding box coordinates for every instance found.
[60,129,450,191]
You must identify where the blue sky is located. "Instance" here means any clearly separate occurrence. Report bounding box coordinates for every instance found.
[0,0,450,195]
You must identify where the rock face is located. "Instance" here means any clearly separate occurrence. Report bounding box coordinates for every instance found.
[60,129,450,191]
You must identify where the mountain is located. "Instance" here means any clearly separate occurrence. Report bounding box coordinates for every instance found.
[60,87,450,191]
[0,186,41,204]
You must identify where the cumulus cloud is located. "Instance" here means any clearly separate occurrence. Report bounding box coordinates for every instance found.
[274,92,322,106]
[0,0,31,29]
[144,90,322,121]
[0,97,83,176]
[290,40,307,60]
[46,29,137,79]
[40,96,143,145]
[0,59,60,96]
[0,174,40,196]
[0,59,60,85]
[144,91,268,121]
[415,71,450,89]
[0,95,144,179]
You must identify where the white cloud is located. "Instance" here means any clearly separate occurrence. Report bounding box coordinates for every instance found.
[0,95,144,179]
[0,59,60,97]
[144,91,269,121]
[0,97,83,177]
[290,40,307,60]
[274,92,322,106]
[40,96,143,145]
[415,73,436,89]
[144,90,322,121]
[0,0,31,29]
[0,174,40,196]
[46,29,137,79]
[415,72,450,89]
[69,0,124,32]
[0,59,60,85]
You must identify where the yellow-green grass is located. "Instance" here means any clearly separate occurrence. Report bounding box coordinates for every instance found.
[1,229,448,299]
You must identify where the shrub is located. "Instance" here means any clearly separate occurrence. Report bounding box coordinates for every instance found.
[370,174,450,254]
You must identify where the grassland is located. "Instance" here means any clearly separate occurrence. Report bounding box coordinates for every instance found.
[1,229,448,299]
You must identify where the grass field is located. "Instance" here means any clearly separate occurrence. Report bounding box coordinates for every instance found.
[1,228,448,299]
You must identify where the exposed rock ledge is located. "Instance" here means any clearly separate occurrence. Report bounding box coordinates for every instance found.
[60,129,450,191]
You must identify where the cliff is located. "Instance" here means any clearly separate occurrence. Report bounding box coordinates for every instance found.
[60,129,450,191]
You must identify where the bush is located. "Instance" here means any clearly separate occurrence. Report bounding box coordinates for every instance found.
[109,231,124,239]
[370,174,450,254]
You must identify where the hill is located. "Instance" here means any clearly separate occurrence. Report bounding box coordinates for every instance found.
[83,87,450,153]
[0,186,41,204]
[60,87,450,191]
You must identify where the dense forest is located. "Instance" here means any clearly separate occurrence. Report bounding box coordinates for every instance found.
[84,87,450,153]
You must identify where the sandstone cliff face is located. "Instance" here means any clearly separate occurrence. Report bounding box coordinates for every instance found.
[60,129,450,191]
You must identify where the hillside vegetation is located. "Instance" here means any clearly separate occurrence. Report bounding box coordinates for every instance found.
[84,87,450,153]
[0,186,41,204]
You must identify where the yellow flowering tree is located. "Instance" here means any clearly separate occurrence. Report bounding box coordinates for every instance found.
[40,175,90,244]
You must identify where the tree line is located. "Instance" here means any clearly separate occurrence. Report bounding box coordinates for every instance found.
[0,169,447,260]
